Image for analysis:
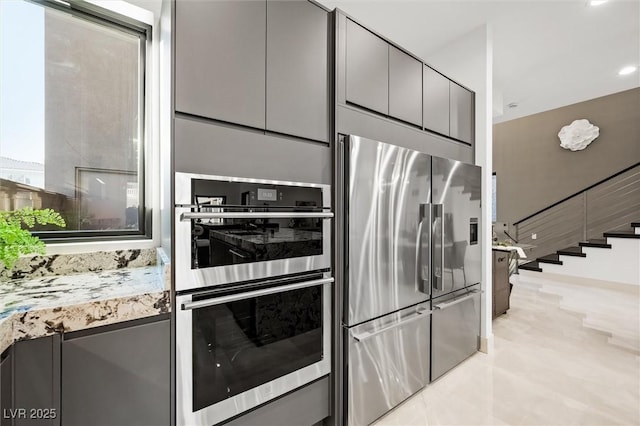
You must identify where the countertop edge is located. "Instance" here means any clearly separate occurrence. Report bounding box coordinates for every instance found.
[0,289,171,354]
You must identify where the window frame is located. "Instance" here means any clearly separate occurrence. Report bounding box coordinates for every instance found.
[14,0,154,243]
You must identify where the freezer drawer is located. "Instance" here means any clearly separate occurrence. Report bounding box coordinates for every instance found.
[431,287,480,381]
[346,303,431,426]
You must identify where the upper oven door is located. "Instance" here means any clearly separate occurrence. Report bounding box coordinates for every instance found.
[175,172,333,292]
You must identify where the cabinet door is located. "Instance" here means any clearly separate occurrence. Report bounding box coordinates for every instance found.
[345,19,388,115]
[423,65,449,136]
[388,46,422,126]
[1,351,12,426]
[175,0,266,129]
[449,82,474,144]
[61,319,169,426]
[266,0,329,142]
[12,337,59,426]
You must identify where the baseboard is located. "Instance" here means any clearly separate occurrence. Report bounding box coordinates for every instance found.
[479,334,494,354]
[518,270,639,295]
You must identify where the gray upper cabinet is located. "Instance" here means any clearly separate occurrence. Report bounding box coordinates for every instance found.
[423,65,450,137]
[61,319,170,426]
[175,0,266,129]
[345,19,388,115]
[388,46,422,126]
[449,81,474,144]
[266,1,329,142]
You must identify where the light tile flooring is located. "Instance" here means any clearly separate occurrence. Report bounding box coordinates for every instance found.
[373,273,640,426]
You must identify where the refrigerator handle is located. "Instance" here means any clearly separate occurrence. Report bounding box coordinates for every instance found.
[416,203,431,295]
[432,204,444,291]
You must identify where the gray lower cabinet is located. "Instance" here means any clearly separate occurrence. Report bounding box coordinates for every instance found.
[449,82,474,145]
[175,0,266,129]
[1,336,59,426]
[423,65,450,136]
[61,319,170,426]
[345,19,388,115]
[1,350,13,426]
[388,46,422,126]
[266,0,329,142]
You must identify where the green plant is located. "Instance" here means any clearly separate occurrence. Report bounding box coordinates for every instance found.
[0,207,66,269]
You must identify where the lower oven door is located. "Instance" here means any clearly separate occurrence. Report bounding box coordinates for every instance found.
[176,274,332,426]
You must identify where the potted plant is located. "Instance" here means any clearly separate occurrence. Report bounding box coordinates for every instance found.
[0,207,66,270]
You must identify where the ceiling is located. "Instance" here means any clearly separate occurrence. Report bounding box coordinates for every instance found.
[318,0,640,123]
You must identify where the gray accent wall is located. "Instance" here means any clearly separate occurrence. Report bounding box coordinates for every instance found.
[493,87,640,228]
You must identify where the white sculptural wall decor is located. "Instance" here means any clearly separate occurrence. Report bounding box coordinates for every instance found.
[558,119,600,151]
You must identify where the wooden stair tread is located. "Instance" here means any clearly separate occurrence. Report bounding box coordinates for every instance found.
[537,254,563,265]
[603,230,640,239]
[519,261,543,272]
[579,239,612,249]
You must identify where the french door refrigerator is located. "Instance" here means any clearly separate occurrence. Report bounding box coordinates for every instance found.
[342,135,482,425]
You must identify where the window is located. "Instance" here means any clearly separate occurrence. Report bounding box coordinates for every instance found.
[0,0,149,240]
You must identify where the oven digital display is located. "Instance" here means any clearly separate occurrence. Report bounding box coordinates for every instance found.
[257,188,277,201]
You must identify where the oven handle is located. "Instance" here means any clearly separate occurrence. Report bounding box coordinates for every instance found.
[180,212,334,221]
[181,277,334,310]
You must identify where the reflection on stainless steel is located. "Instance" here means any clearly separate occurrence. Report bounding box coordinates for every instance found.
[430,156,482,381]
[176,275,332,426]
[431,157,482,298]
[431,285,481,380]
[346,303,430,426]
[346,136,431,326]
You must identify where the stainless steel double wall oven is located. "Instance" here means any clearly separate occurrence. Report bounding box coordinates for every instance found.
[174,173,333,426]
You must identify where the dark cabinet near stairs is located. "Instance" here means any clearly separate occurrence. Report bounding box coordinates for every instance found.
[175,0,330,143]
[493,250,510,319]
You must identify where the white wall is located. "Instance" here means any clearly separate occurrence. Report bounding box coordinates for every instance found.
[425,24,494,352]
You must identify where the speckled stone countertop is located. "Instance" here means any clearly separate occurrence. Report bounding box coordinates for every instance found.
[0,249,170,354]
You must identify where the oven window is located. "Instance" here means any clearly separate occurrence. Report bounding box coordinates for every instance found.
[191,285,323,411]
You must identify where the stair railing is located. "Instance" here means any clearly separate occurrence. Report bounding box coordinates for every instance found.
[513,162,640,260]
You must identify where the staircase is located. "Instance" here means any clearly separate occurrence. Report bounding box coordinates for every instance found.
[519,222,640,285]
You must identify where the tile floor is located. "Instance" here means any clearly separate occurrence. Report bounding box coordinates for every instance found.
[373,273,640,426]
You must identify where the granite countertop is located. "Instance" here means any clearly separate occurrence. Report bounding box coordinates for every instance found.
[0,266,169,354]
[210,227,322,247]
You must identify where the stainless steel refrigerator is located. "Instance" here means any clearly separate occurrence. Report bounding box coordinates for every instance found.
[342,135,482,426]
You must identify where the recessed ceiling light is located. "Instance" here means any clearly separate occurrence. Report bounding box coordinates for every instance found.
[619,65,637,76]
[589,0,608,6]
